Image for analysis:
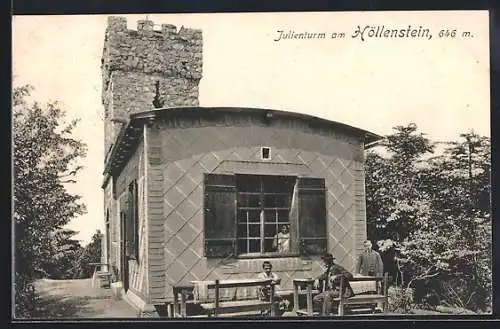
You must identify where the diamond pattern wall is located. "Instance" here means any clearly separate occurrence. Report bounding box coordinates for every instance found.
[155,123,366,301]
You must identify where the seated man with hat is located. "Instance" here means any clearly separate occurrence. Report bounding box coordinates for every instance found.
[313,253,354,316]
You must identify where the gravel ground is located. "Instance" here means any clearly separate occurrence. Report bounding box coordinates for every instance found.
[32,278,138,319]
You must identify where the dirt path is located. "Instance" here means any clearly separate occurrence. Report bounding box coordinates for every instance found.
[32,278,138,319]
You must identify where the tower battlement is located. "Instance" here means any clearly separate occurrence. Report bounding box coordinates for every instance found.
[101,16,203,151]
[101,16,203,150]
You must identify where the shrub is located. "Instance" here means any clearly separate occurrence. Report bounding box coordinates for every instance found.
[388,286,414,313]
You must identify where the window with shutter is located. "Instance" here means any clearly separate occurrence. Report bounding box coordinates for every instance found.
[126,180,139,260]
[203,173,319,258]
[204,174,237,258]
[297,177,327,255]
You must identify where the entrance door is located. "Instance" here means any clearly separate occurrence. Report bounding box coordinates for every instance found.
[120,211,129,292]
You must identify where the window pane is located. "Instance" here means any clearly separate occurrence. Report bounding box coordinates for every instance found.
[264,224,277,237]
[237,209,248,223]
[264,238,276,252]
[249,239,261,253]
[264,195,277,208]
[263,175,295,193]
[237,239,248,254]
[276,195,291,208]
[262,176,283,193]
[248,224,261,237]
[237,224,247,237]
[277,210,290,222]
[263,210,277,222]
[237,194,249,207]
[248,194,261,207]
[248,210,261,222]
[237,176,261,192]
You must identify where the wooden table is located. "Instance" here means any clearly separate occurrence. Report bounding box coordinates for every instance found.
[292,278,316,316]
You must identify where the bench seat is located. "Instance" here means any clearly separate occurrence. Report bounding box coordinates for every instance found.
[335,294,386,305]
[200,299,272,313]
[276,289,319,297]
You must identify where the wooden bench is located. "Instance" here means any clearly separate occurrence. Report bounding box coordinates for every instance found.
[292,273,389,316]
[173,278,280,317]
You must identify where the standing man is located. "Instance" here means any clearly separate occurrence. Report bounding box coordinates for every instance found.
[356,240,384,277]
[313,253,354,315]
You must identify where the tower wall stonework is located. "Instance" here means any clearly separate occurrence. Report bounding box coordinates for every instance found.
[101,16,203,151]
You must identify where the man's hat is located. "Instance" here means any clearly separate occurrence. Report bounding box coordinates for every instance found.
[321,253,335,261]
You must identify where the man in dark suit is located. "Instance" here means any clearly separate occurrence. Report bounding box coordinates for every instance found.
[313,253,354,315]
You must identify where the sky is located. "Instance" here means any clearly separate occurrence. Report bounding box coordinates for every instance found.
[12,11,490,244]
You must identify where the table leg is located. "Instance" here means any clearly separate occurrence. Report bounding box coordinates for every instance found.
[180,290,187,317]
[293,282,299,313]
[270,285,276,317]
[173,288,179,318]
[306,282,313,316]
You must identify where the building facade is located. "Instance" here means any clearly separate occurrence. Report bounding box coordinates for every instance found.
[101,16,381,315]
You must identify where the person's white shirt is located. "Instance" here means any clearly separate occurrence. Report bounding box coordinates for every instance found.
[257,271,280,298]
[273,232,290,253]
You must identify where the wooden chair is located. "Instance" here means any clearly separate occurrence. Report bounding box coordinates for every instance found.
[337,273,389,316]
[90,262,111,288]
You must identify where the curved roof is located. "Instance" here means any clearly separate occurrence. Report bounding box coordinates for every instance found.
[131,106,382,144]
[102,106,383,184]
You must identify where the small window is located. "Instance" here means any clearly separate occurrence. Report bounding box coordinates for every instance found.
[261,147,271,160]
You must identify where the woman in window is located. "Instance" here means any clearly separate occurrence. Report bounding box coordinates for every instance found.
[273,224,290,253]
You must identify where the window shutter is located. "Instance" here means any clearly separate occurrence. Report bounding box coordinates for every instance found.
[204,173,237,258]
[126,181,139,260]
[133,180,139,260]
[297,177,327,255]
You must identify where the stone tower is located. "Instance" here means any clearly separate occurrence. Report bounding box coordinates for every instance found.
[101,16,203,151]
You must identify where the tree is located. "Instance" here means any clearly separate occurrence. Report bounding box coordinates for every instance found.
[366,124,435,242]
[365,124,492,312]
[73,230,103,279]
[39,228,84,280]
[13,85,87,317]
[399,132,492,311]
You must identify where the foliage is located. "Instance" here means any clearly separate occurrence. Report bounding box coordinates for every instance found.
[39,228,85,279]
[365,124,491,312]
[387,286,414,313]
[13,85,88,318]
[73,230,103,279]
[365,123,435,244]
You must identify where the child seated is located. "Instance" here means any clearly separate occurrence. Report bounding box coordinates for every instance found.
[257,261,289,316]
